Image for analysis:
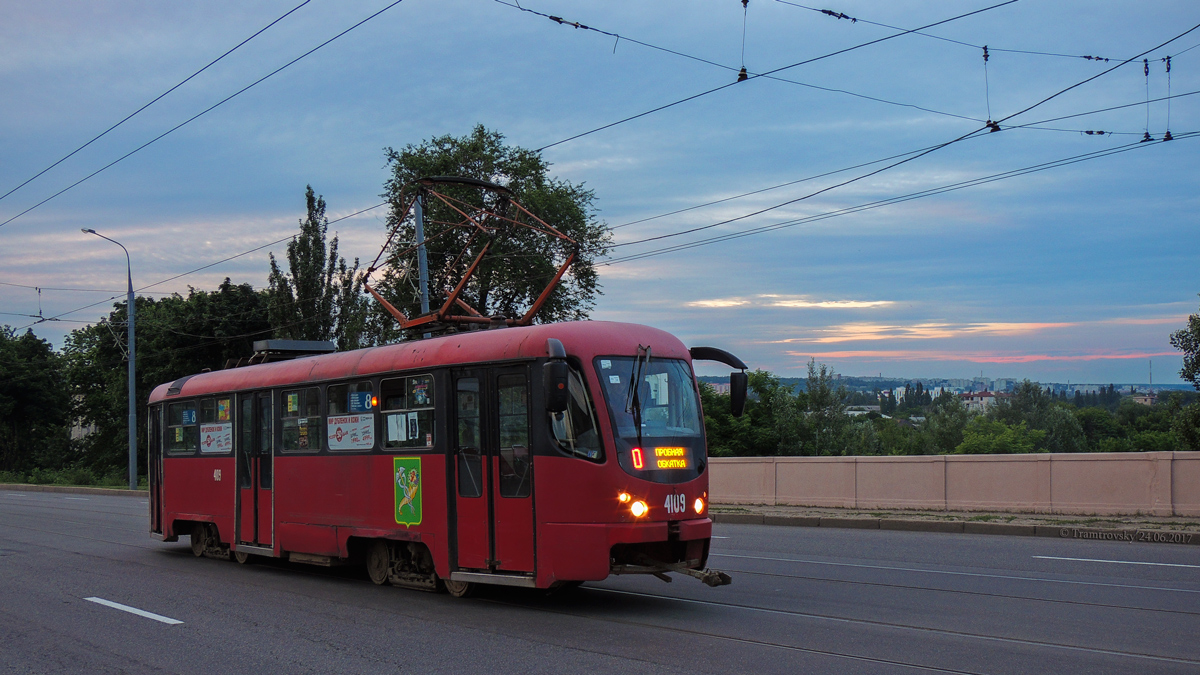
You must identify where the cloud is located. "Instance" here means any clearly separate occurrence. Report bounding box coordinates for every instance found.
[685,294,894,309]
[784,350,1180,364]
[770,321,1076,344]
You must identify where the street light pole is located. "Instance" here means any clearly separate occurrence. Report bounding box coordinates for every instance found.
[83,229,138,491]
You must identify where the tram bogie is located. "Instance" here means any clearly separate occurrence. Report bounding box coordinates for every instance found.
[147,321,744,594]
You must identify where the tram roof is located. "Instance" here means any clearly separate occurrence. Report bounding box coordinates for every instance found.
[148,321,689,403]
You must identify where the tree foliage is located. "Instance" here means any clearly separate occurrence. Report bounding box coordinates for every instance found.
[268,186,369,350]
[373,126,610,342]
[65,281,270,473]
[1170,295,1200,389]
[0,327,71,472]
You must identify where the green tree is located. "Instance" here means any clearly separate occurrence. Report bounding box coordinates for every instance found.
[1170,295,1200,389]
[268,185,369,350]
[956,418,1046,454]
[374,126,611,341]
[0,327,72,472]
[921,390,970,453]
[66,281,271,474]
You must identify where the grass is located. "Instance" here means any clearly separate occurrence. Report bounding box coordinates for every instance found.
[0,468,145,488]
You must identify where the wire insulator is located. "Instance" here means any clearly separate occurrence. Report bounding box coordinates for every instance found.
[982,45,990,63]
[737,66,748,82]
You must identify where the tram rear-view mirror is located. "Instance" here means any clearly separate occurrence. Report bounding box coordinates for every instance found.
[730,371,748,417]
[544,361,570,413]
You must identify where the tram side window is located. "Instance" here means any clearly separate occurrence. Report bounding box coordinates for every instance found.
[380,374,435,449]
[497,374,531,498]
[327,381,376,451]
[167,401,199,454]
[456,378,483,498]
[549,367,603,461]
[198,397,233,454]
[281,387,322,452]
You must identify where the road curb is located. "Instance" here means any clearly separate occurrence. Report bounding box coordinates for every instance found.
[0,483,148,497]
[710,512,1200,546]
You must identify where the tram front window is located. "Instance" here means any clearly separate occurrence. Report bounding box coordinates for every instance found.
[596,356,705,483]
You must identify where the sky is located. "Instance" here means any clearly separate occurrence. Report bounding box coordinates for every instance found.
[1,0,1198,384]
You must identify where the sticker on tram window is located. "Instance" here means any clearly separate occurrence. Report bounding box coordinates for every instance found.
[200,423,232,453]
[328,414,374,450]
[217,399,230,422]
[287,393,299,413]
[609,375,621,384]
[348,392,372,413]
[181,409,196,425]
[394,457,422,527]
[175,428,183,442]
[601,360,612,369]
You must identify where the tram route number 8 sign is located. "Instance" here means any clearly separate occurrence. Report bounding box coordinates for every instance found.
[394,457,422,527]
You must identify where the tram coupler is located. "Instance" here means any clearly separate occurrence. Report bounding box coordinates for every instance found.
[623,554,733,587]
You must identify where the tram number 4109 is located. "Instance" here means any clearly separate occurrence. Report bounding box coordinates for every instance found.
[665,494,687,515]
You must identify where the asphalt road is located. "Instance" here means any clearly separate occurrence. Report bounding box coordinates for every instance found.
[2,491,1198,674]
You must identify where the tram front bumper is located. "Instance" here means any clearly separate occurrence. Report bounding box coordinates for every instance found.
[541,517,716,584]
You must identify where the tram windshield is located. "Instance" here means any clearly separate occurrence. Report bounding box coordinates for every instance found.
[596,356,706,483]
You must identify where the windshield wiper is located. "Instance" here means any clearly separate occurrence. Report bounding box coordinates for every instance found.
[625,345,651,449]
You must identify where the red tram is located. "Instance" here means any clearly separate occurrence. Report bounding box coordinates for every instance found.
[147,320,747,595]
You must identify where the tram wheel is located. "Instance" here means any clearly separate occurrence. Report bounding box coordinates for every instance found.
[444,579,476,598]
[233,550,252,565]
[190,523,208,557]
[366,541,390,586]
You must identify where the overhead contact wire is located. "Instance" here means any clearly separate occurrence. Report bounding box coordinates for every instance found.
[0,0,406,230]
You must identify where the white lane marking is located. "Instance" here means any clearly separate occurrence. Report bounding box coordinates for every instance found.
[711,553,1200,594]
[1034,555,1200,569]
[85,597,183,625]
[5,493,29,497]
[140,501,149,505]
[711,536,730,539]
[65,497,89,501]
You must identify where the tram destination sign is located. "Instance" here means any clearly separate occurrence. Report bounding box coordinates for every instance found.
[653,447,689,470]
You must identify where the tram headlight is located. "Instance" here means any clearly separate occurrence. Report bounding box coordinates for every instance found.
[694,497,705,514]
[630,500,648,518]
[618,492,631,504]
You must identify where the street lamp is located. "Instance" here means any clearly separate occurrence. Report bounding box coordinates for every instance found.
[82,228,138,491]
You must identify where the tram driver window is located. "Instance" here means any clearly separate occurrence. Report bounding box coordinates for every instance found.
[380,375,435,449]
[281,387,322,452]
[549,367,603,461]
[166,401,199,454]
[327,381,375,451]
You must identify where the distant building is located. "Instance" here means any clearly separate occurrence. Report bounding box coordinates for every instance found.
[1131,393,1157,406]
[846,405,881,416]
[708,382,731,394]
[959,391,1007,413]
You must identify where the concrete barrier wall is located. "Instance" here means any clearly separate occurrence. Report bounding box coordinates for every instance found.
[709,452,1200,516]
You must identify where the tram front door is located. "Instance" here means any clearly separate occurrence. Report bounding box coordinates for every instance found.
[453,367,536,573]
[236,391,273,548]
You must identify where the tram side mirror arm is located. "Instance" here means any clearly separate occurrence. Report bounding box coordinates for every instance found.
[730,371,748,418]
[689,346,750,418]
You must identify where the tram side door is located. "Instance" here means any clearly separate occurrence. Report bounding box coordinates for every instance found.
[452,368,536,573]
[236,391,274,547]
[148,406,164,535]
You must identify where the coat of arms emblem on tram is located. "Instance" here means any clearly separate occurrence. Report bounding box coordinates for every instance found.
[394,457,422,527]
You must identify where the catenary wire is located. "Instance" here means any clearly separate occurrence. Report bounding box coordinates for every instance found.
[12,202,387,331]
[532,0,1018,151]
[609,88,1199,231]
[0,0,314,204]
[604,21,1200,251]
[775,1,1116,62]
[603,131,1197,266]
[0,1,406,230]
[494,0,986,124]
